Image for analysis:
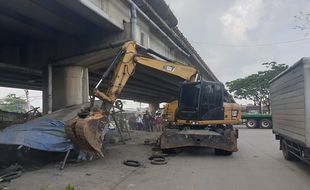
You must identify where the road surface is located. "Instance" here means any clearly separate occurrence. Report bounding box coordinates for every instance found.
[6,128,310,190]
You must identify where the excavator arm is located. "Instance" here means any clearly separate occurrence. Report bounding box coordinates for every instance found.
[65,41,198,156]
[93,41,198,112]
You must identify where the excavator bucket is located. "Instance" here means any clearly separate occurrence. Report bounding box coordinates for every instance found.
[64,112,107,157]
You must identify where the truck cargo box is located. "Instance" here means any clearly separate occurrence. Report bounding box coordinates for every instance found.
[270,57,310,148]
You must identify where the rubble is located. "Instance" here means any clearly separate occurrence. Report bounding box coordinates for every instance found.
[0,164,23,183]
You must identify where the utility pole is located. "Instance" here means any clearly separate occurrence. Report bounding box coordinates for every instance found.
[24,89,30,111]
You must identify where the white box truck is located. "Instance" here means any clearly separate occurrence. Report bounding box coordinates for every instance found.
[270,57,310,163]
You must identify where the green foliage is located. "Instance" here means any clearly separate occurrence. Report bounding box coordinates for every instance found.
[226,62,288,111]
[40,184,52,190]
[65,184,76,190]
[0,94,26,113]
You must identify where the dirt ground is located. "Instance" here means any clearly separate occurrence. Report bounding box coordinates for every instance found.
[3,128,310,190]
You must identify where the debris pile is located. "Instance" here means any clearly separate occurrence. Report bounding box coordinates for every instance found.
[0,164,23,183]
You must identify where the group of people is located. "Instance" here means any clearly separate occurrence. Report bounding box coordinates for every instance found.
[133,110,163,132]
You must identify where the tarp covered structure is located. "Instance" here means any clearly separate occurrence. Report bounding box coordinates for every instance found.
[0,119,73,152]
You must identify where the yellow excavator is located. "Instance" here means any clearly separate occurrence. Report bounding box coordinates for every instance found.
[65,41,241,156]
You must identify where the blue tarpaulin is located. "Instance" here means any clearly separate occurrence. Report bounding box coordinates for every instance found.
[0,119,73,152]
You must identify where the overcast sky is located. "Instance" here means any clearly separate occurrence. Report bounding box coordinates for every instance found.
[166,0,310,83]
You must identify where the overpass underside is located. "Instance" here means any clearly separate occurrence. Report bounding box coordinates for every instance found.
[55,44,185,103]
[0,0,222,113]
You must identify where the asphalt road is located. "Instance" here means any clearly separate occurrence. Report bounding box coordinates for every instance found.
[6,128,310,190]
[113,128,310,190]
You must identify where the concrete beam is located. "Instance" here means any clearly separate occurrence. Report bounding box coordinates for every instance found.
[0,62,42,76]
[0,82,41,91]
[0,1,88,36]
[89,70,179,94]
[57,0,124,31]
[88,80,176,103]
[0,14,54,40]
[0,77,41,90]
[54,47,119,67]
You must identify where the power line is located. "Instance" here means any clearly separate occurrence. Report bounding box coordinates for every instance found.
[189,37,310,47]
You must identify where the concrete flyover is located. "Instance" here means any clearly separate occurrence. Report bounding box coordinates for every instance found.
[0,0,222,114]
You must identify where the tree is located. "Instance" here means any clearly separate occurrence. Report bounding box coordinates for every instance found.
[0,94,26,113]
[294,12,310,36]
[226,62,288,113]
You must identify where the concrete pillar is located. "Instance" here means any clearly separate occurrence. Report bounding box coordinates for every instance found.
[52,66,89,111]
[149,102,160,116]
[42,65,52,114]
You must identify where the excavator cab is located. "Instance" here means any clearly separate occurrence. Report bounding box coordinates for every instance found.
[160,80,240,154]
[176,81,225,121]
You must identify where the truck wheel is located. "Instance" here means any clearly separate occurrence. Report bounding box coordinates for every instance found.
[282,140,296,161]
[260,119,272,128]
[214,149,232,156]
[246,119,257,128]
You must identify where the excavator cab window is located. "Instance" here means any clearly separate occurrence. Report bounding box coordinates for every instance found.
[176,82,201,120]
[199,82,224,120]
[176,81,224,120]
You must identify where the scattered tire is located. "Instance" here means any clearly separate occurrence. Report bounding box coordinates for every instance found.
[281,140,297,161]
[259,119,272,128]
[148,154,168,160]
[214,149,233,156]
[151,157,168,165]
[246,119,258,128]
[123,160,141,167]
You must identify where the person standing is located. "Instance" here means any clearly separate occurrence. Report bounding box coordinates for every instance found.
[143,111,153,132]
[128,115,137,130]
[155,112,163,132]
[136,114,143,131]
